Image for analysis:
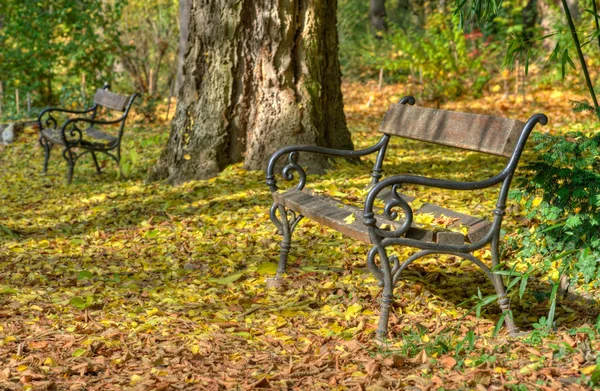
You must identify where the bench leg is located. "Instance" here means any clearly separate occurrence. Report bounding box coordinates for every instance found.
[374,245,395,340]
[91,152,103,174]
[62,147,75,184]
[270,203,303,278]
[491,233,519,335]
[40,138,53,174]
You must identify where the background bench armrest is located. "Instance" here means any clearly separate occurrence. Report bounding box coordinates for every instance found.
[266,136,389,192]
[58,116,127,144]
[37,106,97,130]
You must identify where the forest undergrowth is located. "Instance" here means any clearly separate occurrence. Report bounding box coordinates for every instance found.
[1,82,599,390]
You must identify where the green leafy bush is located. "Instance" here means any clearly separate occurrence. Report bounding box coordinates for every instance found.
[510,131,600,287]
[0,0,125,110]
[338,2,490,103]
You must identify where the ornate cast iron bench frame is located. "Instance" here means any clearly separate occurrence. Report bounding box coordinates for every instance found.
[266,96,547,339]
[37,84,138,184]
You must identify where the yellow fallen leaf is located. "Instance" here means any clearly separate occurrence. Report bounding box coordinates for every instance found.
[345,303,362,318]
[256,262,278,275]
[411,199,424,210]
[44,357,57,367]
[582,365,597,375]
[343,214,356,224]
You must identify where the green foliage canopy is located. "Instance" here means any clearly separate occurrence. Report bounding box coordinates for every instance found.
[0,0,124,107]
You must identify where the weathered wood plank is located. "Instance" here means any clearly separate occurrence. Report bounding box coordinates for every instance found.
[272,189,463,244]
[94,89,130,112]
[378,188,491,243]
[437,231,465,245]
[379,104,525,157]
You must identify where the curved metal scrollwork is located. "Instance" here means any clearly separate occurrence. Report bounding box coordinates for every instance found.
[367,247,384,284]
[367,248,402,286]
[45,114,58,129]
[270,203,283,233]
[281,151,307,191]
[269,202,303,235]
[63,121,84,145]
[365,184,414,239]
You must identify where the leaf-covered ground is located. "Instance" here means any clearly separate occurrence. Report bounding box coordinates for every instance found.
[1,83,600,390]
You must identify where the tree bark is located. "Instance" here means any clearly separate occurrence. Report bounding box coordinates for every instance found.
[522,0,537,43]
[149,0,353,185]
[176,0,192,91]
[370,0,387,34]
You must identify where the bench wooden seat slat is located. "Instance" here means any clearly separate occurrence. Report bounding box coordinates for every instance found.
[273,189,492,245]
[380,104,525,157]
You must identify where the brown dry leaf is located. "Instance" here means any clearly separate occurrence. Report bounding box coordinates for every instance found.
[382,355,405,368]
[365,359,381,377]
[252,377,271,388]
[471,370,491,386]
[439,356,457,370]
[414,349,428,365]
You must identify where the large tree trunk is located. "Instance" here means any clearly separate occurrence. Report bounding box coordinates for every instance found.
[148,0,353,185]
[176,0,192,91]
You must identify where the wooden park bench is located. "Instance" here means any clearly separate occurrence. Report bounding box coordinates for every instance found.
[37,84,138,184]
[266,97,547,339]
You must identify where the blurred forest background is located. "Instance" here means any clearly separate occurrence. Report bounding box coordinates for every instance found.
[1,0,599,120]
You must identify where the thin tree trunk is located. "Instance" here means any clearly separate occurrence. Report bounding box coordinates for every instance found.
[148,0,353,185]
[592,0,600,51]
[177,0,192,91]
[561,0,600,119]
[522,0,537,43]
[370,0,387,35]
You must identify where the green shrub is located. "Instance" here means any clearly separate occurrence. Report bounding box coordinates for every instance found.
[510,131,600,288]
[338,3,490,103]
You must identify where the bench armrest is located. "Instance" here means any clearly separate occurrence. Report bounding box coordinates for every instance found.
[37,106,97,130]
[266,137,388,192]
[363,113,548,239]
[363,173,509,239]
[58,116,126,144]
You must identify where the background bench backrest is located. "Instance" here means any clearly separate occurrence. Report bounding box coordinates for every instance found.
[379,104,525,158]
[93,89,131,112]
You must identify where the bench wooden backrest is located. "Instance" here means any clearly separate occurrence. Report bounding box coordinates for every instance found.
[379,104,525,158]
[93,89,130,112]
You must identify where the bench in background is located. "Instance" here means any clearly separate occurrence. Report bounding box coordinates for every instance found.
[37,84,138,184]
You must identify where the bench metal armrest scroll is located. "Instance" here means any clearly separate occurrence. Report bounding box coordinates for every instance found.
[363,113,549,242]
[58,116,127,145]
[37,106,98,130]
[363,173,508,240]
[266,138,388,192]
[266,97,416,192]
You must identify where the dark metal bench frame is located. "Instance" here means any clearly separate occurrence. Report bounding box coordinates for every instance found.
[266,97,548,339]
[37,84,138,184]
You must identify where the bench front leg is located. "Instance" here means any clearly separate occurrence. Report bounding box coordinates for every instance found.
[490,230,519,335]
[39,137,54,175]
[269,202,303,278]
[372,238,397,340]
